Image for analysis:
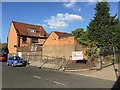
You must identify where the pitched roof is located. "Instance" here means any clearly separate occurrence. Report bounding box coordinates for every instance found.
[12,21,48,38]
[54,31,73,38]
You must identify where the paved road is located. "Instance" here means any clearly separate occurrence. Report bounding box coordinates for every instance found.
[2,62,115,88]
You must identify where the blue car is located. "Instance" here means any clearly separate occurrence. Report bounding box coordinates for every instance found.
[7,56,26,67]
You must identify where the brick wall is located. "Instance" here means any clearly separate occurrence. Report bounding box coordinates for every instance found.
[43,44,75,60]
[8,22,18,53]
[38,39,46,45]
[43,32,78,60]
[43,32,77,46]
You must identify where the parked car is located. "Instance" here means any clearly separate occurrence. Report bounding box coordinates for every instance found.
[7,56,26,67]
[0,53,7,62]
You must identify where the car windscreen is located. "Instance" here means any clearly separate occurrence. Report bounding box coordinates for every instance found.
[0,50,7,55]
[0,53,6,56]
[12,56,22,60]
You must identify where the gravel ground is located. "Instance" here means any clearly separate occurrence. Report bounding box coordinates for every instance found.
[65,60,96,69]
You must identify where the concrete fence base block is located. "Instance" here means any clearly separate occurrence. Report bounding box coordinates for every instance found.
[38,59,48,68]
[42,63,62,70]
[29,60,40,67]
[64,69,91,72]
[41,59,66,70]
[27,59,66,70]
[59,67,65,71]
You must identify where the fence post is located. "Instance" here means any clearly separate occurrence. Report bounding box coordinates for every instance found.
[98,48,102,70]
[59,56,66,70]
[38,54,42,68]
[27,53,30,66]
[112,47,118,78]
[113,47,116,64]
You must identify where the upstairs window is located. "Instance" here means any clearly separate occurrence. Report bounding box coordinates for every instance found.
[27,28,38,33]
[44,34,46,37]
[22,37,27,43]
[31,38,38,43]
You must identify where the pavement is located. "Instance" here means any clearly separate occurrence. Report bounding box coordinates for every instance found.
[65,64,119,81]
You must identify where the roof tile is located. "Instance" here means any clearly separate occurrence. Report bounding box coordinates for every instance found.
[54,31,73,38]
[12,21,48,38]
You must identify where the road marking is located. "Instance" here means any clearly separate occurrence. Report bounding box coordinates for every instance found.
[52,80,65,86]
[46,79,50,81]
[46,79,64,86]
[33,75,41,79]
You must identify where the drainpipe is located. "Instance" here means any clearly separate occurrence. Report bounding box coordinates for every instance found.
[18,36,20,47]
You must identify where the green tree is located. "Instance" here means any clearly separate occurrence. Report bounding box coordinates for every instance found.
[87,2,120,50]
[72,28,89,45]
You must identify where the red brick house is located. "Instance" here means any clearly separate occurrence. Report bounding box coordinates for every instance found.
[8,21,48,53]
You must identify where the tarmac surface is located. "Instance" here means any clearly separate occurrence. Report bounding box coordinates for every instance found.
[2,62,115,88]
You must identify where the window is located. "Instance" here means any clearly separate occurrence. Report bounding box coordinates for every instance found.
[18,37,20,47]
[13,56,21,60]
[27,28,38,33]
[44,34,46,37]
[22,37,27,43]
[14,45,17,47]
[31,38,38,43]
[8,57,13,60]
[9,56,21,60]
[35,30,39,33]
[36,44,43,46]
[39,34,44,37]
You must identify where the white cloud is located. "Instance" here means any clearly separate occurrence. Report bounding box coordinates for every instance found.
[63,1,76,8]
[86,0,104,7]
[43,13,83,30]
[63,0,81,12]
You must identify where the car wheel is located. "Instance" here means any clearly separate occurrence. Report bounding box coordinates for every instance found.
[12,63,14,67]
[7,63,9,66]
